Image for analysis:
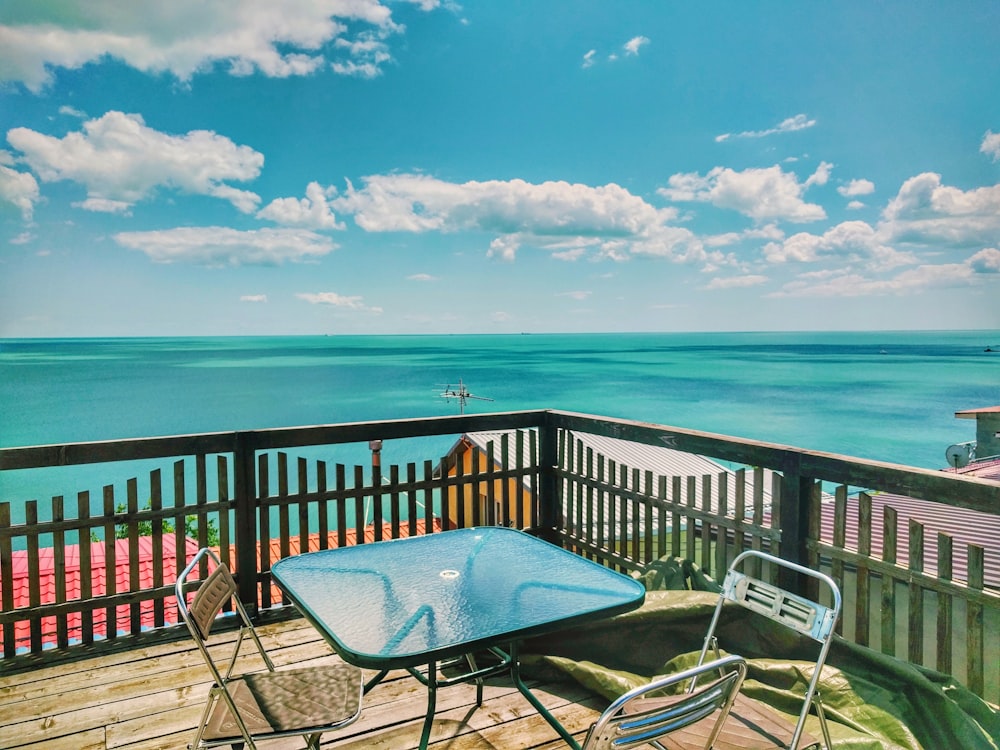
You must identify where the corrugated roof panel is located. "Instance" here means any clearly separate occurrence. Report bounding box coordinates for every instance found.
[465,429,776,510]
[811,492,999,589]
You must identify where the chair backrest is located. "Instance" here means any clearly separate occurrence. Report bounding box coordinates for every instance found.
[583,655,747,750]
[176,548,273,682]
[699,550,842,750]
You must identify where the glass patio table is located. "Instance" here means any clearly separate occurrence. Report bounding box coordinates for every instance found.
[270,526,646,749]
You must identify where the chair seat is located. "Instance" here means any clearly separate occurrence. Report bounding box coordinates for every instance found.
[203,663,363,741]
[626,692,819,750]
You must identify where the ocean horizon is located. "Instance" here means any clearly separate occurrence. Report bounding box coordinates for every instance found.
[2,330,998,513]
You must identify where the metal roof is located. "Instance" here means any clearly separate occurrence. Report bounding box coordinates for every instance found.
[463,429,776,512]
[813,491,999,589]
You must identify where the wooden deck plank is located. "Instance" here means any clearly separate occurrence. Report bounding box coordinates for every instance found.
[0,618,603,750]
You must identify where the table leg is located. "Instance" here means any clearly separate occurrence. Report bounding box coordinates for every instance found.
[364,669,390,694]
[419,659,438,750]
[509,642,582,750]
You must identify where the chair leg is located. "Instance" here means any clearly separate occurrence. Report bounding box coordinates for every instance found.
[190,689,218,750]
[303,731,322,750]
[813,691,833,750]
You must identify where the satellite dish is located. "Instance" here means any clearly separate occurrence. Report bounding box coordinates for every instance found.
[945,442,973,469]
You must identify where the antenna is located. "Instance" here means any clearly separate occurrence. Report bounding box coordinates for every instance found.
[438,378,493,414]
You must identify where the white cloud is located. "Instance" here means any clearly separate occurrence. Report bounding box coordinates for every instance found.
[114,226,336,266]
[257,182,344,229]
[10,231,34,245]
[715,113,816,143]
[880,172,1000,248]
[582,49,596,69]
[623,36,650,55]
[704,274,768,290]
[8,111,262,213]
[0,162,40,220]
[491,311,512,323]
[969,247,1000,273]
[0,0,427,91]
[487,234,522,262]
[704,224,785,248]
[981,130,1000,161]
[558,290,592,300]
[763,220,915,270]
[838,178,875,197]
[659,164,827,223]
[804,161,833,188]
[240,294,268,303]
[296,291,382,313]
[58,105,86,118]
[847,200,866,210]
[407,273,438,281]
[772,249,1000,299]
[552,247,588,261]
[334,174,704,262]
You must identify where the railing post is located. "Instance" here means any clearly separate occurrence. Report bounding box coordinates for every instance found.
[233,431,260,615]
[777,469,813,595]
[537,418,562,543]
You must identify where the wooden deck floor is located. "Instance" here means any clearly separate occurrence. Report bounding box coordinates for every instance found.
[0,617,605,750]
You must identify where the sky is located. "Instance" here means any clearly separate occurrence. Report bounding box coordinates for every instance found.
[1,1,999,337]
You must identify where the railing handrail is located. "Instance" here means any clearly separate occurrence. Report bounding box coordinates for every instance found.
[547,410,999,514]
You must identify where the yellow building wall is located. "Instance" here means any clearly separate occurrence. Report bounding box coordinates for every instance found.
[444,444,534,528]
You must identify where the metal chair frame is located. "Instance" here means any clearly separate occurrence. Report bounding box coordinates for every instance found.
[176,548,363,750]
[695,549,842,750]
[582,654,748,750]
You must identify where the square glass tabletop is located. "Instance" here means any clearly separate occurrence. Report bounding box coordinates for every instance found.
[271,526,646,670]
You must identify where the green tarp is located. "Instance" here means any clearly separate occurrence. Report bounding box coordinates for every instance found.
[520,557,1000,749]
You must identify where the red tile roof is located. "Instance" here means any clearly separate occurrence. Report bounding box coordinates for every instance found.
[3,535,200,652]
[2,519,444,653]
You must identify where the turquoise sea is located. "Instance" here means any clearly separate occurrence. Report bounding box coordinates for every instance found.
[1,331,998,512]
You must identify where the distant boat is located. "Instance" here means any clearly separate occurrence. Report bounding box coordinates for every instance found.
[986,346,995,352]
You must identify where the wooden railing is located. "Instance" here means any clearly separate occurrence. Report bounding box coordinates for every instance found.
[1,410,998,703]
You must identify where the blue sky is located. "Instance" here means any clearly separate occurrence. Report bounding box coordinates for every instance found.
[1,1,999,337]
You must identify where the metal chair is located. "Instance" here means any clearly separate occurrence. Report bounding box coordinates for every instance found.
[582,654,748,750]
[176,548,363,750]
[693,549,843,750]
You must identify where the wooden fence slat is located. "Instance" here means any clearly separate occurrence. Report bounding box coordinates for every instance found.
[0,503,13,657]
[52,495,67,648]
[715,472,728,581]
[389,464,401,538]
[25,501,42,652]
[217,455,232,566]
[278,452,291,562]
[297,457,309,558]
[421,460,434,534]
[967,544,985,696]
[881,506,898,658]
[150,470,164,628]
[855,491,872,646]
[936,532,953,675]
[336,464,348,549]
[733,469,745,557]
[317,461,329,550]
[102,488,115,644]
[127,477,141,635]
[907,519,925,666]
[258,454,271,608]
[77,491,94,644]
